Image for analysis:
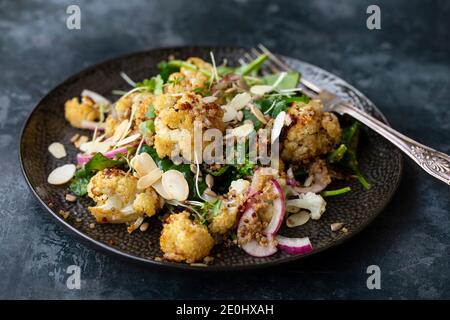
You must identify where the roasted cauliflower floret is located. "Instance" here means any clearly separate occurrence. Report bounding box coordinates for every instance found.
[281,100,341,163]
[154,92,224,160]
[104,115,119,137]
[87,169,140,223]
[209,179,250,235]
[164,57,212,94]
[132,188,159,217]
[64,96,99,128]
[160,211,214,263]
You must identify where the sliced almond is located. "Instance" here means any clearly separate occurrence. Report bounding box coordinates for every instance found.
[131,152,157,177]
[48,142,66,159]
[111,120,129,142]
[222,105,237,122]
[116,133,141,147]
[232,123,254,138]
[331,222,344,232]
[250,85,273,96]
[286,211,310,228]
[152,180,173,200]
[202,96,217,104]
[47,164,76,185]
[161,169,189,201]
[249,104,267,124]
[137,168,163,190]
[228,92,251,110]
[271,111,286,143]
[80,141,110,154]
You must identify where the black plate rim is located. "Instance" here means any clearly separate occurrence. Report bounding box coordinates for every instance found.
[19,45,403,271]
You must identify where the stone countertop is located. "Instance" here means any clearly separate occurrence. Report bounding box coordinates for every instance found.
[0,0,449,299]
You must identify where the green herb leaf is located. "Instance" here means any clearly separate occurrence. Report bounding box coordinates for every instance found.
[157,60,180,82]
[69,169,93,196]
[146,105,156,118]
[139,120,155,135]
[235,54,268,76]
[263,71,300,90]
[135,75,164,95]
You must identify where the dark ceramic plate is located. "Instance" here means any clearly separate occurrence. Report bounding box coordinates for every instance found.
[20,46,402,270]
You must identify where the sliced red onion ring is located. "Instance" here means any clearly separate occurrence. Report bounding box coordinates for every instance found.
[264,179,286,235]
[80,120,105,131]
[81,89,111,105]
[276,235,313,255]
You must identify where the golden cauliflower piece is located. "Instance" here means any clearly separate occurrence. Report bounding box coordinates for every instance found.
[154,92,224,161]
[64,96,99,128]
[104,115,119,137]
[87,169,140,223]
[160,211,214,263]
[132,188,160,217]
[281,100,341,163]
[209,179,250,235]
[164,57,212,94]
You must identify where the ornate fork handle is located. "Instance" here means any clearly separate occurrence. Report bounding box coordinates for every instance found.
[332,102,450,185]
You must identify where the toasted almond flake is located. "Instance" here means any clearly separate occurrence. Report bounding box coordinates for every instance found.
[236,110,244,122]
[48,142,66,159]
[131,152,157,177]
[127,216,144,233]
[231,123,254,138]
[70,133,80,143]
[249,104,267,124]
[111,120,129,142]
[190,163,197,174]
[205,174,214,188]
[152,180,173,200]
[47,164,76,185]
[286,211,310,228]
[116,133,141,147]
[271,111,286,143]
[228,92,251,110]
[250,84,273,96]
[65,194,77,202]
[137,168,163,190]
[341,227,348,233]
[139,222,149,232]
[331,222,344,232]
[202,96,217,103]
[89,223,95,229]
[74,135,89,148]
[80,141,110,154]
[161,170,189,201]
[222,105,237,122]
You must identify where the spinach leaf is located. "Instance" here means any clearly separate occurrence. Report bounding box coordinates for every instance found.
[69,153,124,196]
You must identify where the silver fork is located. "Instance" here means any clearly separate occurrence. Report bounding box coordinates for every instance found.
[241,44,450,185]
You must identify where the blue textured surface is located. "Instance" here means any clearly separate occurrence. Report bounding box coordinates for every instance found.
[1,0,449,299]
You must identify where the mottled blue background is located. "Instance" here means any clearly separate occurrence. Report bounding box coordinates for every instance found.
[1,0,449,299]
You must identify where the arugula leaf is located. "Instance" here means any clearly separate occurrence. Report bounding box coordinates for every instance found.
[263,71,300,90]
[135,75,164,95]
